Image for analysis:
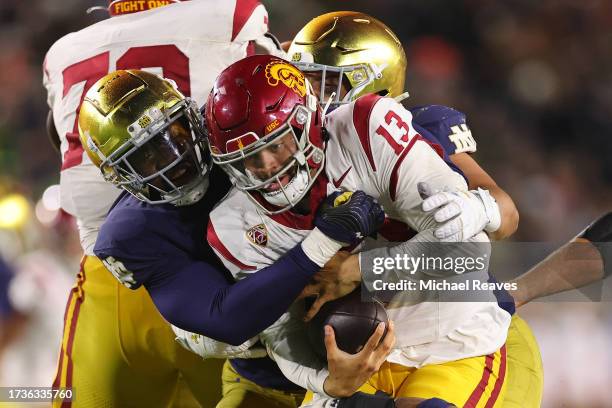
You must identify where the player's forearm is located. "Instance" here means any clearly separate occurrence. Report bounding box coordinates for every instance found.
[510,238,604,307]
[260,308,330,395]
[269,348,329,396]
[150,245,321,345]
[451,152,519,240]
[486,185,518,240]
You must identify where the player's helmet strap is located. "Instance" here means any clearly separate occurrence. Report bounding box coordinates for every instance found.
[107,0,179,17]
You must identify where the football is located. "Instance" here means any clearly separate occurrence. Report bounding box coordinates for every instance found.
[306,289,388,358]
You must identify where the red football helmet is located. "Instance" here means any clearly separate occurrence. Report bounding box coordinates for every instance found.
[205,55,325,214]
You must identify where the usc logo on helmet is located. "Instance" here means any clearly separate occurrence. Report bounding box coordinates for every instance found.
[265,119,281,134]
[265,60,306,97]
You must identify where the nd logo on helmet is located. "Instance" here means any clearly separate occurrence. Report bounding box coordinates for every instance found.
[265,60,306,97]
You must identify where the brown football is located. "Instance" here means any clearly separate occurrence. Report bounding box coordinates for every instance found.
[307,289,388,358]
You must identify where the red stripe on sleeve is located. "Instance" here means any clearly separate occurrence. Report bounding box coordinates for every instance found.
[352,94,383,172]
[207,220,257,271]
[389,135,422,201]
[231,0,262,41]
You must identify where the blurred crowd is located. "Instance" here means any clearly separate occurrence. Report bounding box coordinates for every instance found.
[0,1,611,407]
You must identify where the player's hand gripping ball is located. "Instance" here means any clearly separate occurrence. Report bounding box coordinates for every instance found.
[307,289,388,358]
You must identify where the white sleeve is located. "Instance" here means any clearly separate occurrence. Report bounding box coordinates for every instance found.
[357,97,491,282]
[259,304,331,396]
[232,1,269,43]
[171,325,266,359]
[269,350,330,396]
[231,2,285,57]
[42,53,57,110]
[366,97,468,231]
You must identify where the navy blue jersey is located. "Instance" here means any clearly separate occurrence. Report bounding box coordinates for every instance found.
[413,122,466,180]
[94,167,321,346]
[410,105,476,156]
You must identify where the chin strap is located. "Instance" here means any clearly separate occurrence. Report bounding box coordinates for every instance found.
[393,92,410,104]
[321,92,337,121]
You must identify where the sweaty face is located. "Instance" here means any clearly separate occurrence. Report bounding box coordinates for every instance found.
[124,117,200,191]
[242,132,299,192]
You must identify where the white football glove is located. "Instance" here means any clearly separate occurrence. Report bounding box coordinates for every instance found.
[172,325,267,359]
[418,182,501,242]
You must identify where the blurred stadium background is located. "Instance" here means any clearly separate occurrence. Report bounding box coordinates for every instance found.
[0,0,610,406]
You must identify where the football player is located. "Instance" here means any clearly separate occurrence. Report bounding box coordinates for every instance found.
[79,69,386,408]
[286,13,541,408]
[200,54,510,407]
[43,0,286,406]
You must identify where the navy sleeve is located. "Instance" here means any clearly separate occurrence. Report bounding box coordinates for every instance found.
[410,105,476,155]
[94,193,321,345]
[95,206,160,289]
[414,122,467,181]
[146,245,318,345]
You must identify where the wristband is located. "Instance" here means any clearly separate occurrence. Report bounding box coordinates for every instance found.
[302,227,343,267]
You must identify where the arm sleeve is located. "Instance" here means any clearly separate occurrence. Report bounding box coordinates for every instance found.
[42,56,55,109]
[409,105,476,155]
[145,244,320,346]
[259,305,330,395]
[356,98,492,295]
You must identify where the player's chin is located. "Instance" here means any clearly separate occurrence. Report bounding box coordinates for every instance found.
[168,162,199,187]
[263,175,290,193]
[262,168,298,193]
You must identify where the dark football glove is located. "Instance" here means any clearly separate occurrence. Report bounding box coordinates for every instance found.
[314,191,385,245]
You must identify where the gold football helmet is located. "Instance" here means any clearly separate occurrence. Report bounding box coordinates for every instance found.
[78,70,211,206]
[288,11,407,107]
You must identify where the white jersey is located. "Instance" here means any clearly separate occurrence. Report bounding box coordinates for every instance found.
[207,95,510,392]
[43,0,278,254]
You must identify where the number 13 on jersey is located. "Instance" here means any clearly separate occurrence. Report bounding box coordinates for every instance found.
[375,109,414,155]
